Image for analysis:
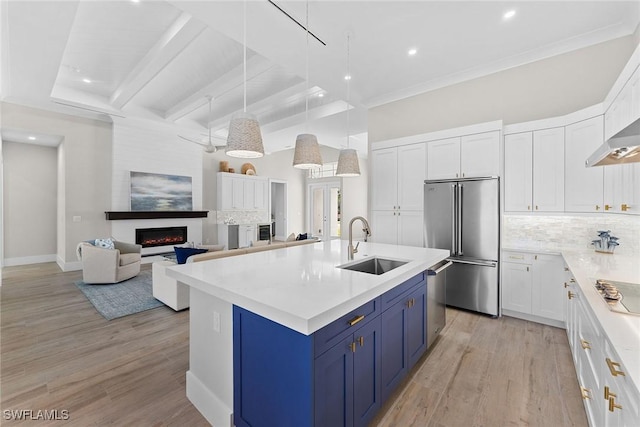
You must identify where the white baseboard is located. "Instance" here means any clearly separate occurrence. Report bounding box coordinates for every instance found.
[3,254,57,267]
[186,370,233,427]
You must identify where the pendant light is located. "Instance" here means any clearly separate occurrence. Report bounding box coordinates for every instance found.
[293,0,322,169]
[336,34,360,177]
[226,0,264,158]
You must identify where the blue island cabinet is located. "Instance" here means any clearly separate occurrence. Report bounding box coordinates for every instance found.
[233,271,428,427]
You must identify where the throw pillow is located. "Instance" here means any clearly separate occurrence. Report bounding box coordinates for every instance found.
[296,233,308,241]
[94,238,115,249]
[286,233,296,242]
[174,247,207,264]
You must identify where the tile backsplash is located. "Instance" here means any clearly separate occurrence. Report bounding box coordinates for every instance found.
[214,210,270,225]
[503,214,640,255]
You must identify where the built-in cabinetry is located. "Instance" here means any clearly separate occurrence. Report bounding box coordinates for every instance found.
[564,270,640,427]
[426,131,500,180]
[604,62,640,140]
[501,251,565,326]
[233,272,429,427]
[565,116,605,213]
[217,172,268,211]
[371,144,425,247]
[504,128,564,212]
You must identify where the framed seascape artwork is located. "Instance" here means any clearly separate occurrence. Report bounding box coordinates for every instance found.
[130,171,193,211]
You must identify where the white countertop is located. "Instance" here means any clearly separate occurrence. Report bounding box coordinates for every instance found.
[562,249,640,395]
[167,240,449,335]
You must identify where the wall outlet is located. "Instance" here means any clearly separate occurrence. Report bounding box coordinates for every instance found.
[213,311,221,333]
[72,216,81,223]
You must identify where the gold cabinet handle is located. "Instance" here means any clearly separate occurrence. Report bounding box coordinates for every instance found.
[407,298,415,308]
[527,205,531,210]
[580,386,592,400]
[596,205,601,211]
[564,282,569,288]
[508,255,524,260]
[564,267,569,272]
[349,342,356,353]
[535,205,539,210]
[621,203,630,211]
[580,339,591,350]
[609,397,622,412]
[605,204,612,211]
[570,278,576,283]
[348,315,365,326]
[568,291,575,300]
[604,386,617,400]
[606,358,626,377]
[358,336,364,347]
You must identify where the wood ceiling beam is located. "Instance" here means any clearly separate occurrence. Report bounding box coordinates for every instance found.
[109,12,206,109]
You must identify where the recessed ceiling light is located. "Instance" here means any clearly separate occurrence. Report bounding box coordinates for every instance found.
[28,136,36,141]
[408,48,417,56]
[131,0,140,3]
[503,10,516,20]
[344,75,351,81]
[82,78,92,84]
[318,93,324,98]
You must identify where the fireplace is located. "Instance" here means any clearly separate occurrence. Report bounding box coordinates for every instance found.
[135,226,188,248]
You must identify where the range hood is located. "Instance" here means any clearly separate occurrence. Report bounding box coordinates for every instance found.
[585,118,640,167]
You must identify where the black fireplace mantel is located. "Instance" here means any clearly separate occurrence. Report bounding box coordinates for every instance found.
[105,211,208,220]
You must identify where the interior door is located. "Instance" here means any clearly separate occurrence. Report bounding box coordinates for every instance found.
[308,181,341,241]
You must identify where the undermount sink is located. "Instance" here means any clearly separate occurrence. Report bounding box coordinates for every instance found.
[338,257,408,275]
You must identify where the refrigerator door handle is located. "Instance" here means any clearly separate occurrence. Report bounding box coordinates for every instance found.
[449,258,497,268]
[457,184,463,256]
[451,184,457,255]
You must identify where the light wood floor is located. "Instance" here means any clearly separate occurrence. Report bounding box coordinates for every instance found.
[1,263,588,426]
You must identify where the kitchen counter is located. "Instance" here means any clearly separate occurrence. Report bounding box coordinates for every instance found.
[166,239,449,426]
[562,249,640,395]
[167,239,449,335]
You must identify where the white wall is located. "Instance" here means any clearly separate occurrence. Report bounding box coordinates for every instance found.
[369,35,637,143]
[1,102,112,269]
[2,141,57,265]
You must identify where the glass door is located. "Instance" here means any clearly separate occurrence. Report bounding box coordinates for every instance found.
[308,181,341,241]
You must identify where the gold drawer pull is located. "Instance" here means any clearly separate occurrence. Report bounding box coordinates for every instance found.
[564,282,569,288]
[348,314,365,326]
[580,340,591,350]
[508,255,524,260]
[580,386,592,400]
[570,278,576,283]
[621,203,630,212]
[564,267,569,272]
[349,342,356,353]
[606,358,625,377]
[568,291,575,300]
[604,386,616,400]
[358,336,364,347]
[609,397,622,412]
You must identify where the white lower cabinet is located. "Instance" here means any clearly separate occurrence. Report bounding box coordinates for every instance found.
[564,268,640,427]
[501,251,564,324]
[238,224,256,248]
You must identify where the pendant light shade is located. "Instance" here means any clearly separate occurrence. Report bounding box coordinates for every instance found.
[226,0,264,159]
[293,133,322,169]
[226,111,264,158]
[336,148,360,176]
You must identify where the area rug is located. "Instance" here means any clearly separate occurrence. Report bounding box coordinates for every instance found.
[75,270,163,320]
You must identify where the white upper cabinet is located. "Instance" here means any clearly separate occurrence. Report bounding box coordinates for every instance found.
[371,143,426,247]
[504,128,564,212]
[565,116,605,213]
[427,131,500,180]
[604,163,640,215]
[532,127,565,212]
[371,147,399,211]
[426,137,460,180]
[504,133,533,212]
[460,132,500,178]
[217,172,269,211]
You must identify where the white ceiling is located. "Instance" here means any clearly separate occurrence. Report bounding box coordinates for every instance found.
[2,1,639,157]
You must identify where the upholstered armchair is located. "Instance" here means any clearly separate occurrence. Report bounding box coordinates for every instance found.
[76,241,142,284]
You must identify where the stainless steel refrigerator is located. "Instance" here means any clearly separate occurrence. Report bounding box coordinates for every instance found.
[424,177,500,316]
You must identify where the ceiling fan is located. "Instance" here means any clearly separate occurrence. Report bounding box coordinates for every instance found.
[178,96,226,153]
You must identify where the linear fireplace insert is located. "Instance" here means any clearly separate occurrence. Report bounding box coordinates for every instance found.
[136,226,188,248]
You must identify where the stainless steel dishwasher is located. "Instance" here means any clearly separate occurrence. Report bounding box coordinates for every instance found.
[426,260,452,349]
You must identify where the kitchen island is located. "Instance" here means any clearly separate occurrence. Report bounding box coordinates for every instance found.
[167,239,449,427]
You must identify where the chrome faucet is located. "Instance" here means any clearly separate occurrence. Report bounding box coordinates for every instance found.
[348,216,371,260]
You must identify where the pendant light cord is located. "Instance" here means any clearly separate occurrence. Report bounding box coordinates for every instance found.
[346,34,351,149]
[304,0,310,131]
[243,0,247,113]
